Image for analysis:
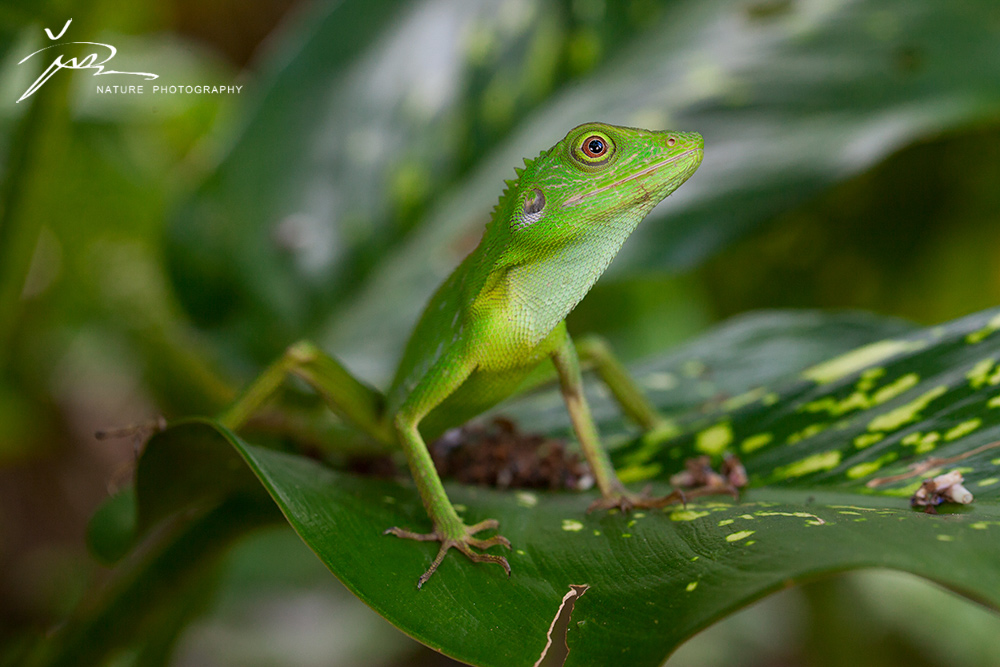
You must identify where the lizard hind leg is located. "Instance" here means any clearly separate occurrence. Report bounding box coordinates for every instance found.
[219,340,394,445]
[552,331,685,511]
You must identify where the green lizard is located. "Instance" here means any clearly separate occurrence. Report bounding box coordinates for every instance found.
[220,122,703,587]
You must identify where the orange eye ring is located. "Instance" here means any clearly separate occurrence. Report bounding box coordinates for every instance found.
[582,135,607,158]
[571,129,616,166]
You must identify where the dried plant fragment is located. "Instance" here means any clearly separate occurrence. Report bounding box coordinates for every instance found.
[910,470,974,513]
[670,453,747,500]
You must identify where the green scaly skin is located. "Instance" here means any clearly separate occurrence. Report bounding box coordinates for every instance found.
[221,123,704,587]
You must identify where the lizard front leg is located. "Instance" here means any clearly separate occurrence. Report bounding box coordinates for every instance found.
[387,414,511,588]
[384,356,511,588]
[222,342,510,587]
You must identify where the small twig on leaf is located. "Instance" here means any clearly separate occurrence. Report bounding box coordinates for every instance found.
[866,440,1000,488]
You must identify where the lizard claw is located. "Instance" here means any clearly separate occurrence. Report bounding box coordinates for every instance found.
[588,479,742,514]
[587,486,687,513]
[385,518,511,588]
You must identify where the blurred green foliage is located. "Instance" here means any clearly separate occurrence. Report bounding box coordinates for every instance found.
[1,0,1000,665]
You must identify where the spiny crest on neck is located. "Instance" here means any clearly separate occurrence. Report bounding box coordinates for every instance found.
[486,149,546,231]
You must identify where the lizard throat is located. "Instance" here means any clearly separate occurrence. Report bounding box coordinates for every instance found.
[560,148,699,208]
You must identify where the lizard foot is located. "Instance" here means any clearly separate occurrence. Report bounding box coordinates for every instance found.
[587,486,687,513]
[384,518,511,588]
[588,482,741,513]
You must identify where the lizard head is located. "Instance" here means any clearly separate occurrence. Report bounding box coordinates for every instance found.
[509,122,703,240]
[490,122,702,331]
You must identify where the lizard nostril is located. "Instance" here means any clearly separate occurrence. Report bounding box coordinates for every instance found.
[666,136,677,147]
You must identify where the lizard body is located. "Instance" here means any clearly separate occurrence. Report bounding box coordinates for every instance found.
[223,122,703,586]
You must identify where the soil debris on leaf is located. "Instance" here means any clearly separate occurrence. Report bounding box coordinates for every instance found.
[346,455,399,478]
[432,417,593,490]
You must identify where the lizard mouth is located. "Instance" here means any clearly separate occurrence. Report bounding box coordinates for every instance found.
[561,148,701,208]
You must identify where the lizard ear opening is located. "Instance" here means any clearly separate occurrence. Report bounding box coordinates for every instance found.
[524,188,545,215]
[513,188,545,231]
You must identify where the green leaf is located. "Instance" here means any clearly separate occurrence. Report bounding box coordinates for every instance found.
[83,419,268,567]
[97,306,1000,666]
[85,488,137,565]
[167,0,1000,380]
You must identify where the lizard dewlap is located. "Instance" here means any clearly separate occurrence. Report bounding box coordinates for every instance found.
[222,123,704,587]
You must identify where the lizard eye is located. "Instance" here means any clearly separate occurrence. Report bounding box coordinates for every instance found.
[571,129,615,166]
[583,136,606,158]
